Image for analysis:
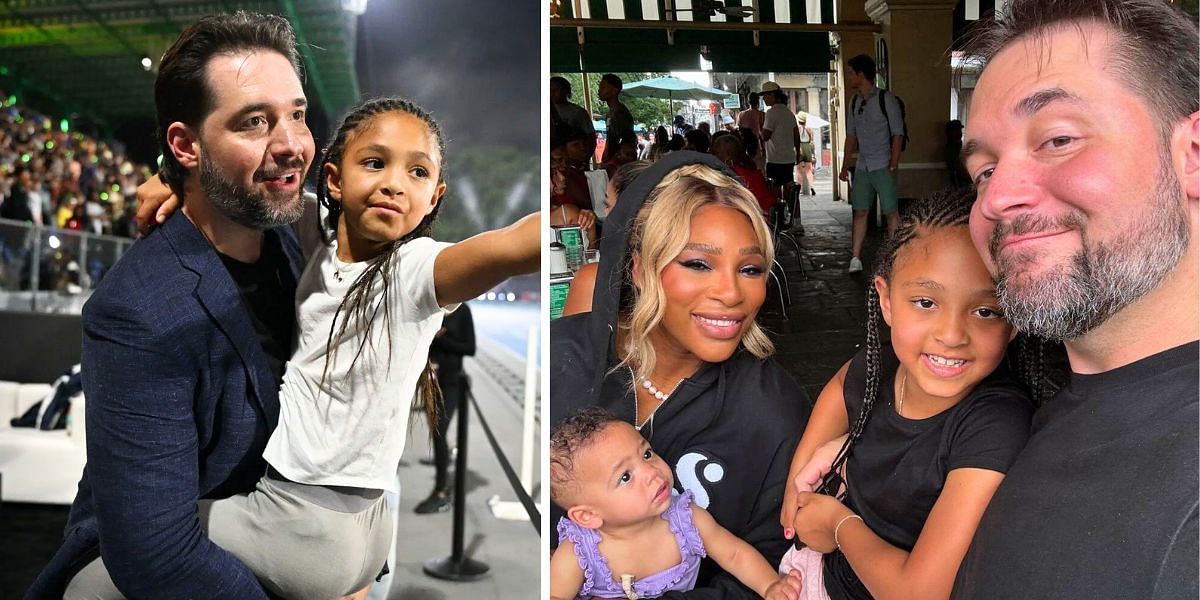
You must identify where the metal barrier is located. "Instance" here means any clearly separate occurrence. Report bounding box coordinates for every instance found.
[0,217,134,313]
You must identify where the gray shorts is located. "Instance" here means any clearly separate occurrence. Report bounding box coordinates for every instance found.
[64,473,392,599]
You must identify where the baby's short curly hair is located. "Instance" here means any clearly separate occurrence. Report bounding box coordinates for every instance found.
[549,407,624,507]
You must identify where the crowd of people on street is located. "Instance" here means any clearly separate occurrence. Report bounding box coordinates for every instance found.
[549,72,824,259]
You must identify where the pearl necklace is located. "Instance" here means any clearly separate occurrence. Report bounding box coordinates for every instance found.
[638,375,673,400]
[628,366,682,434]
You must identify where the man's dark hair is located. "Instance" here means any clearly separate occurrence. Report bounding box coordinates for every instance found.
[601,73,623,90]
[748,91,760,104]
[847,54,876,81]
[960,0,1198,146]
[550,75,572,98]
[684,129,710,154]
[154,11,303,190]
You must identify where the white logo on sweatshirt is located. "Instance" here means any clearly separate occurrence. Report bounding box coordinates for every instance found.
[675,452,725,509]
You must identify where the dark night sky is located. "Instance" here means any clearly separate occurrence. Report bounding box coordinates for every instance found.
[354,0,540,156]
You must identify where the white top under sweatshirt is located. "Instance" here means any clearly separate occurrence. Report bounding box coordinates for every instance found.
[263,235,455,491]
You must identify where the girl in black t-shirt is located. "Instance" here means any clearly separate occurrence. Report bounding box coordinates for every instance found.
[777,188,1039,600]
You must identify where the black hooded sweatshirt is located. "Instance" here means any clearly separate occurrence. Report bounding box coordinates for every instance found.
[550,152,808,598]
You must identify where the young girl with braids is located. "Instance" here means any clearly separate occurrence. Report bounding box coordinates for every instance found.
[776,188,1037,600]
[136,97,538,599]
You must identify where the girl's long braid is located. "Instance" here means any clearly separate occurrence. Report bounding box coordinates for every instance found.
[1013,333,1051,407]
[819,188,988,496]
[315,97,448,437]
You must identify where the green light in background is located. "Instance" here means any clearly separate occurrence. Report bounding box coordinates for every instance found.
[20,153,30,162]
[45,141,54,150]
[90,155,98,163]
[100,192,109,201]
[6,95,14,106]
[111,183,119,192]
[60,119,69,132]
[0,66,8,75]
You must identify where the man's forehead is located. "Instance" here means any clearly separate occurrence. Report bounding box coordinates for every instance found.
[967,22,1119,140]
[203,50,305,110]
[979,22,1116,92]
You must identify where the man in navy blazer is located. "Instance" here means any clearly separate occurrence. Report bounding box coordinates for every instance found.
[28,12,315,599]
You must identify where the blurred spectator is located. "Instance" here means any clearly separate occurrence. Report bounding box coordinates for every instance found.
[683,129,711,154]
[646,126,670,162]
[0,97,150,238]
[1,165,34,222]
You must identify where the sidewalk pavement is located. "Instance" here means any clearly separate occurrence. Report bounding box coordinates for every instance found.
[758,172,882,410]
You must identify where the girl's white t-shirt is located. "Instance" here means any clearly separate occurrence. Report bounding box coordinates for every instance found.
[263,235,455,491]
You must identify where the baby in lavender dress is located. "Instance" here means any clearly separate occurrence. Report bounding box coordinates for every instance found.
[550,408,803,600]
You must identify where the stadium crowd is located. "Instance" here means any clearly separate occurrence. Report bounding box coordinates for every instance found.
[0,94,151,238]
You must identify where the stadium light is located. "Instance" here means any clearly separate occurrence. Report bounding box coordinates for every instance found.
[341,0,369,15]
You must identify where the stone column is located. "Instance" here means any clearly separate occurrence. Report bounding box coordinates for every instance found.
[864,0,957,200]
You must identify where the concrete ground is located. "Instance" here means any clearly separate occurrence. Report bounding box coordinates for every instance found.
[380,337,542,599]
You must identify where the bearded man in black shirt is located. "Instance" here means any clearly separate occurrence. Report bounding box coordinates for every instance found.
[953,1,1199,598]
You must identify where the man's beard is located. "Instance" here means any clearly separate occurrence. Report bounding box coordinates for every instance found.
[199,155,305,230]
[990,161,1189,341]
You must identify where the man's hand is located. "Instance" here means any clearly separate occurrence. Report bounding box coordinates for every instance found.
[135,174,180,236]
[839,165,852,182]
[763,570,803,600]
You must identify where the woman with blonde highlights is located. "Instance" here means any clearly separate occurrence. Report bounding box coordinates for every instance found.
[550,151,808,597]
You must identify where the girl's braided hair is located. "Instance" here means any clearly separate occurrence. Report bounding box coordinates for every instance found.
[315,96,447,436]
[817,187,1047,497]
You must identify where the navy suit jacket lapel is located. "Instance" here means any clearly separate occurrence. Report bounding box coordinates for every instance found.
[159,212,288,430]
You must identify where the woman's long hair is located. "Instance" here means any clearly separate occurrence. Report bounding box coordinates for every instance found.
[315,96,447,435]
[617,164,775,386]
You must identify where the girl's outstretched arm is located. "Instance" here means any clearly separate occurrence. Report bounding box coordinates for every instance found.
[780,359,852,532]
[792,468,1005,600]
[692,505,802,599]
[433,212,540,307]
[548,539,586,600]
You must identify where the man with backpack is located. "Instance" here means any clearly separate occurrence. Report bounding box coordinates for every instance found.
[840,54,905,273]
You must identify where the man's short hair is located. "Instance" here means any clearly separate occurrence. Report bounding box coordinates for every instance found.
[748,92,760,104]
[154,11,303,190]
[601,73,623,91]
[960,0,1197,145]
[550,75,572,98]
[847,54,876,81]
